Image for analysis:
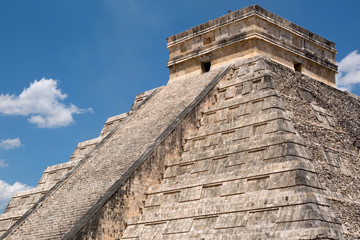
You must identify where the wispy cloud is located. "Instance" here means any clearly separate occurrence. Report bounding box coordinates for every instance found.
[0,160,8,168]
[336,50,360,91]
[0,78,93,128]
[0,180,32,211]
[0,138,22,150]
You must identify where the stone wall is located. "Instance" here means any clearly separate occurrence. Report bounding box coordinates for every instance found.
[268,60,360,239]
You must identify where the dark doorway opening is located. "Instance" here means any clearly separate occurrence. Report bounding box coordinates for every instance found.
[294,62,302,72]
[201,61,211,73]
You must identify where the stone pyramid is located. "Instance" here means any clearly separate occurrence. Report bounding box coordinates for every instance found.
[1,5,360,240]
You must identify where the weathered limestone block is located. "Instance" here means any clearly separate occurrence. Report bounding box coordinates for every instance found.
[130,87,160,111]
[191,160,212,173]
[144,193,162,207]
[233,126,252,140]
[99,112,129,137]
[69,137,103,162]
[163,218,193,234]
[179,186,202,202]
[122,224,143,238]
[215,212,247,229]
[278,204,341,224]
[224,152,246,167]
[267,170,323,190]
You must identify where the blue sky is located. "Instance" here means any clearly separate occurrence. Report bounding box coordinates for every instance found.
[0,0,359,212]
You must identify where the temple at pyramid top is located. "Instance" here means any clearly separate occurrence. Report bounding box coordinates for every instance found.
[167,5,337,86]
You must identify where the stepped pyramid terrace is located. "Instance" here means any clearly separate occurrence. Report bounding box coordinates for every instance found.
[1,5,360,240]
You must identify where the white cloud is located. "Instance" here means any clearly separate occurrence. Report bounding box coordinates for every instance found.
[0,78,93,128]
[0,180,32,211]
[0,160,8,168]
[0,138,22,150]
[336,50,360,91]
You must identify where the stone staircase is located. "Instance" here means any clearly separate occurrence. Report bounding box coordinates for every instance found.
[0,87,159,237]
